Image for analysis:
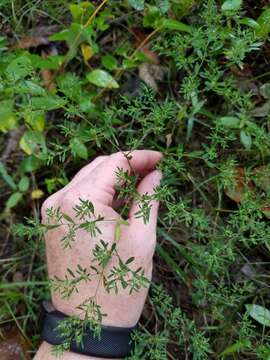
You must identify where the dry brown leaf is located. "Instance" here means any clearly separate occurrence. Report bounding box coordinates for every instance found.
[131,28,159,64]
[40,50,56,92]
[261,206,270,219]
[166,133,173,148]
[15,36,49,49]
[224,167,246,203]
[139,63,165,92]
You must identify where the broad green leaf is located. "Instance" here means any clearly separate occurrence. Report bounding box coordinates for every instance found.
[101,54,118,71]
[69,2,94,23]
[50,23,93,63]
[6,192,23,209]
[28,54,64,69]
[95,9,111,32]
[0,100,17,132]
[239,17,260,29]
[157,0,170,14]
[70,3,84,22]
[245,304,270,327]
[240,129,252,150]
[218,116,240,129]
[30,96,67,110]
[49,29,70,41]
[220,340,250,356]
[25,111,45,132]
[79,99,95,113]
[161,19,193,33]
[86,69,119,89]
[129,0,144,10]
[70,138,88,159]
[57,73,82,101]
[5,55,33,81]
[17,81,46,96]
[260,83,270,99]
[19,130,47,156]
[20,156,41,173]
[143,6,163,27]
[221,0,242,12]
[0,162,17,190]
[256,8,270,38]
[18,176,30,192]
[122,59,138,69]
[116,44,130,57]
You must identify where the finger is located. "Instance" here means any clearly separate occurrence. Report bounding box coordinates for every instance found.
[41,156,108,215]
[129,170,162,232]
[67,155,108,189]
[78,150,162,205]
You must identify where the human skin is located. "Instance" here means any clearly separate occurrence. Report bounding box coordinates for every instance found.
[34,150,162,360]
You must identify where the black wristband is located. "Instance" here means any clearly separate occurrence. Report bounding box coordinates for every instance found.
[41,301,136,358]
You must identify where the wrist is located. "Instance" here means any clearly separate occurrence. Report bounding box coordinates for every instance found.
[51,292,141,327]
[34,342,118,360]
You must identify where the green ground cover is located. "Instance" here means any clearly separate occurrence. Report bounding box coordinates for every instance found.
[1,0,270,358]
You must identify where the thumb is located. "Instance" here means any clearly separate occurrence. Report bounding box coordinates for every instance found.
[129,170,162,233]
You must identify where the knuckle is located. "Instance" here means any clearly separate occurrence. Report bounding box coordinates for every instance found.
[60,190,80,209]
[41,196,54,220]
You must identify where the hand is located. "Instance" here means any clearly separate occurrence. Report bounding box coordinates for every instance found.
[41,150,162,327]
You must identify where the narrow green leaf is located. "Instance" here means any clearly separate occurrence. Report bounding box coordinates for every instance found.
[157,245,190,285]
[158,229,202,271]
[62,213,75,224]
[161,18,193,33]
[187,117,194,140]
[125,257,135,265]
[86,69,119,89]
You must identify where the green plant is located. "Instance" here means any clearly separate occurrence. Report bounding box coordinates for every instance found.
[1,0,270,359]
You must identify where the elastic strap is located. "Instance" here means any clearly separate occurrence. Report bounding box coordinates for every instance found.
[41,301,136,358]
